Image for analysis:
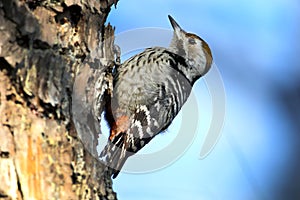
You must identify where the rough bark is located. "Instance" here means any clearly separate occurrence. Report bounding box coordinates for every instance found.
[0,0,118,199]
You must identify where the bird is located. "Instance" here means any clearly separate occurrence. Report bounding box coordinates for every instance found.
[99,15,213,178]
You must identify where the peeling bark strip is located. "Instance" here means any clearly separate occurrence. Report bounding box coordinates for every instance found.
[0,0,118,199]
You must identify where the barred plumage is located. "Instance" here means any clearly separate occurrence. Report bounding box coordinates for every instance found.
[100,15,213,178]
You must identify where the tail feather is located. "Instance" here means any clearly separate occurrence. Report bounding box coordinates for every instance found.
[111,151,130,178]
[99,134,133,178]
[99,125,153,178]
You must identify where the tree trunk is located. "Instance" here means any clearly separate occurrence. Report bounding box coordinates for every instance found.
[0,0,118,199]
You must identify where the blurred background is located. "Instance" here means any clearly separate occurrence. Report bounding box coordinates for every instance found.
[105,0,300,199]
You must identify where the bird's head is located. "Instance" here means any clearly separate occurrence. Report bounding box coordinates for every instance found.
[168,15,213,82]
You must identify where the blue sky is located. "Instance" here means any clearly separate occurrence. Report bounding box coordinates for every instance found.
[104,0,300,199]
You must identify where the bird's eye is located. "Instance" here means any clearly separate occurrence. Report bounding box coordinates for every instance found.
[188,38,196,45]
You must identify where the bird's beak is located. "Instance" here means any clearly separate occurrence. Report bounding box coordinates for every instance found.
[168,15,184,33]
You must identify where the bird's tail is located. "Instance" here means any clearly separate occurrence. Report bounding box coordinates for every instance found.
[99,133,133,178]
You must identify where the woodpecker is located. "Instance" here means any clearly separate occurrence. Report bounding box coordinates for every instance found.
[100,15,213,178]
